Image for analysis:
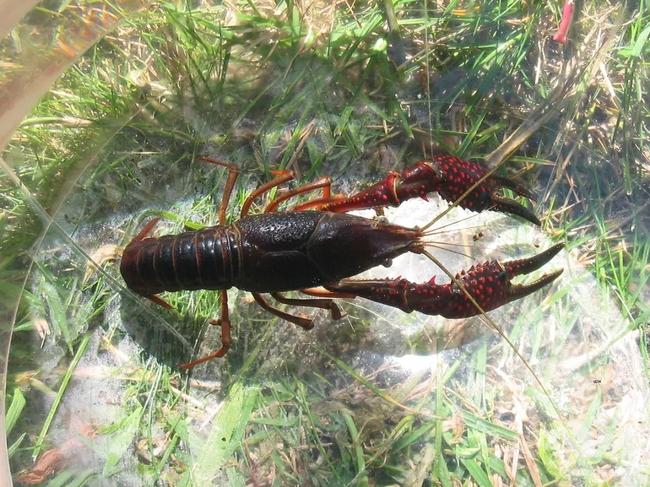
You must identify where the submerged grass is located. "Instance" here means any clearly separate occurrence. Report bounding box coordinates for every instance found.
[2,0,648,485]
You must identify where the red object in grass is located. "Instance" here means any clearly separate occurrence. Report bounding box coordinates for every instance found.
[553,0,575,44]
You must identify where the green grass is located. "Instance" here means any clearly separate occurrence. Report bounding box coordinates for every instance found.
[2,0,649,485]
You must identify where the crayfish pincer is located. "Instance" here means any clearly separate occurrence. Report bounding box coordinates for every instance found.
[120,156,563,369]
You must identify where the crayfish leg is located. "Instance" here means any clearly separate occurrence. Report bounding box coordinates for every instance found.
[147,294,172,309]
[252,293,314,330]
[271,292,344,320]
[241,171,294,217]
[265,177,333,213]
[178,289,231,370]
[133,217,161,241]
[198,157,241,225]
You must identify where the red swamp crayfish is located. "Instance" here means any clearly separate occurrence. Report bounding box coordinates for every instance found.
[120,155,564,369]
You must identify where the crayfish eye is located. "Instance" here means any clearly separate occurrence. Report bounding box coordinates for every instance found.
[382,258,393,268]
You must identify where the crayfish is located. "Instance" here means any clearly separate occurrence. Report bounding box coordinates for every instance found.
[120,155,563,368]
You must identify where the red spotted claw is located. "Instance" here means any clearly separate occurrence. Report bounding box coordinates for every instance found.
[325,243,564,318]
[319,155,541,226]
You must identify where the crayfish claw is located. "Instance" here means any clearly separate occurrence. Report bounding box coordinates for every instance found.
[316,156,545,226]
[446,243,565,315]
[326,244,564,319]
[419,156,542,225]
[491,195,541,226]
[503,243,565,276]
[508,268,564,301]
[491,175,536,201]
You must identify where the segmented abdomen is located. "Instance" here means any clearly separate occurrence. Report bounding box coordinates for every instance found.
[120,226,240,297]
